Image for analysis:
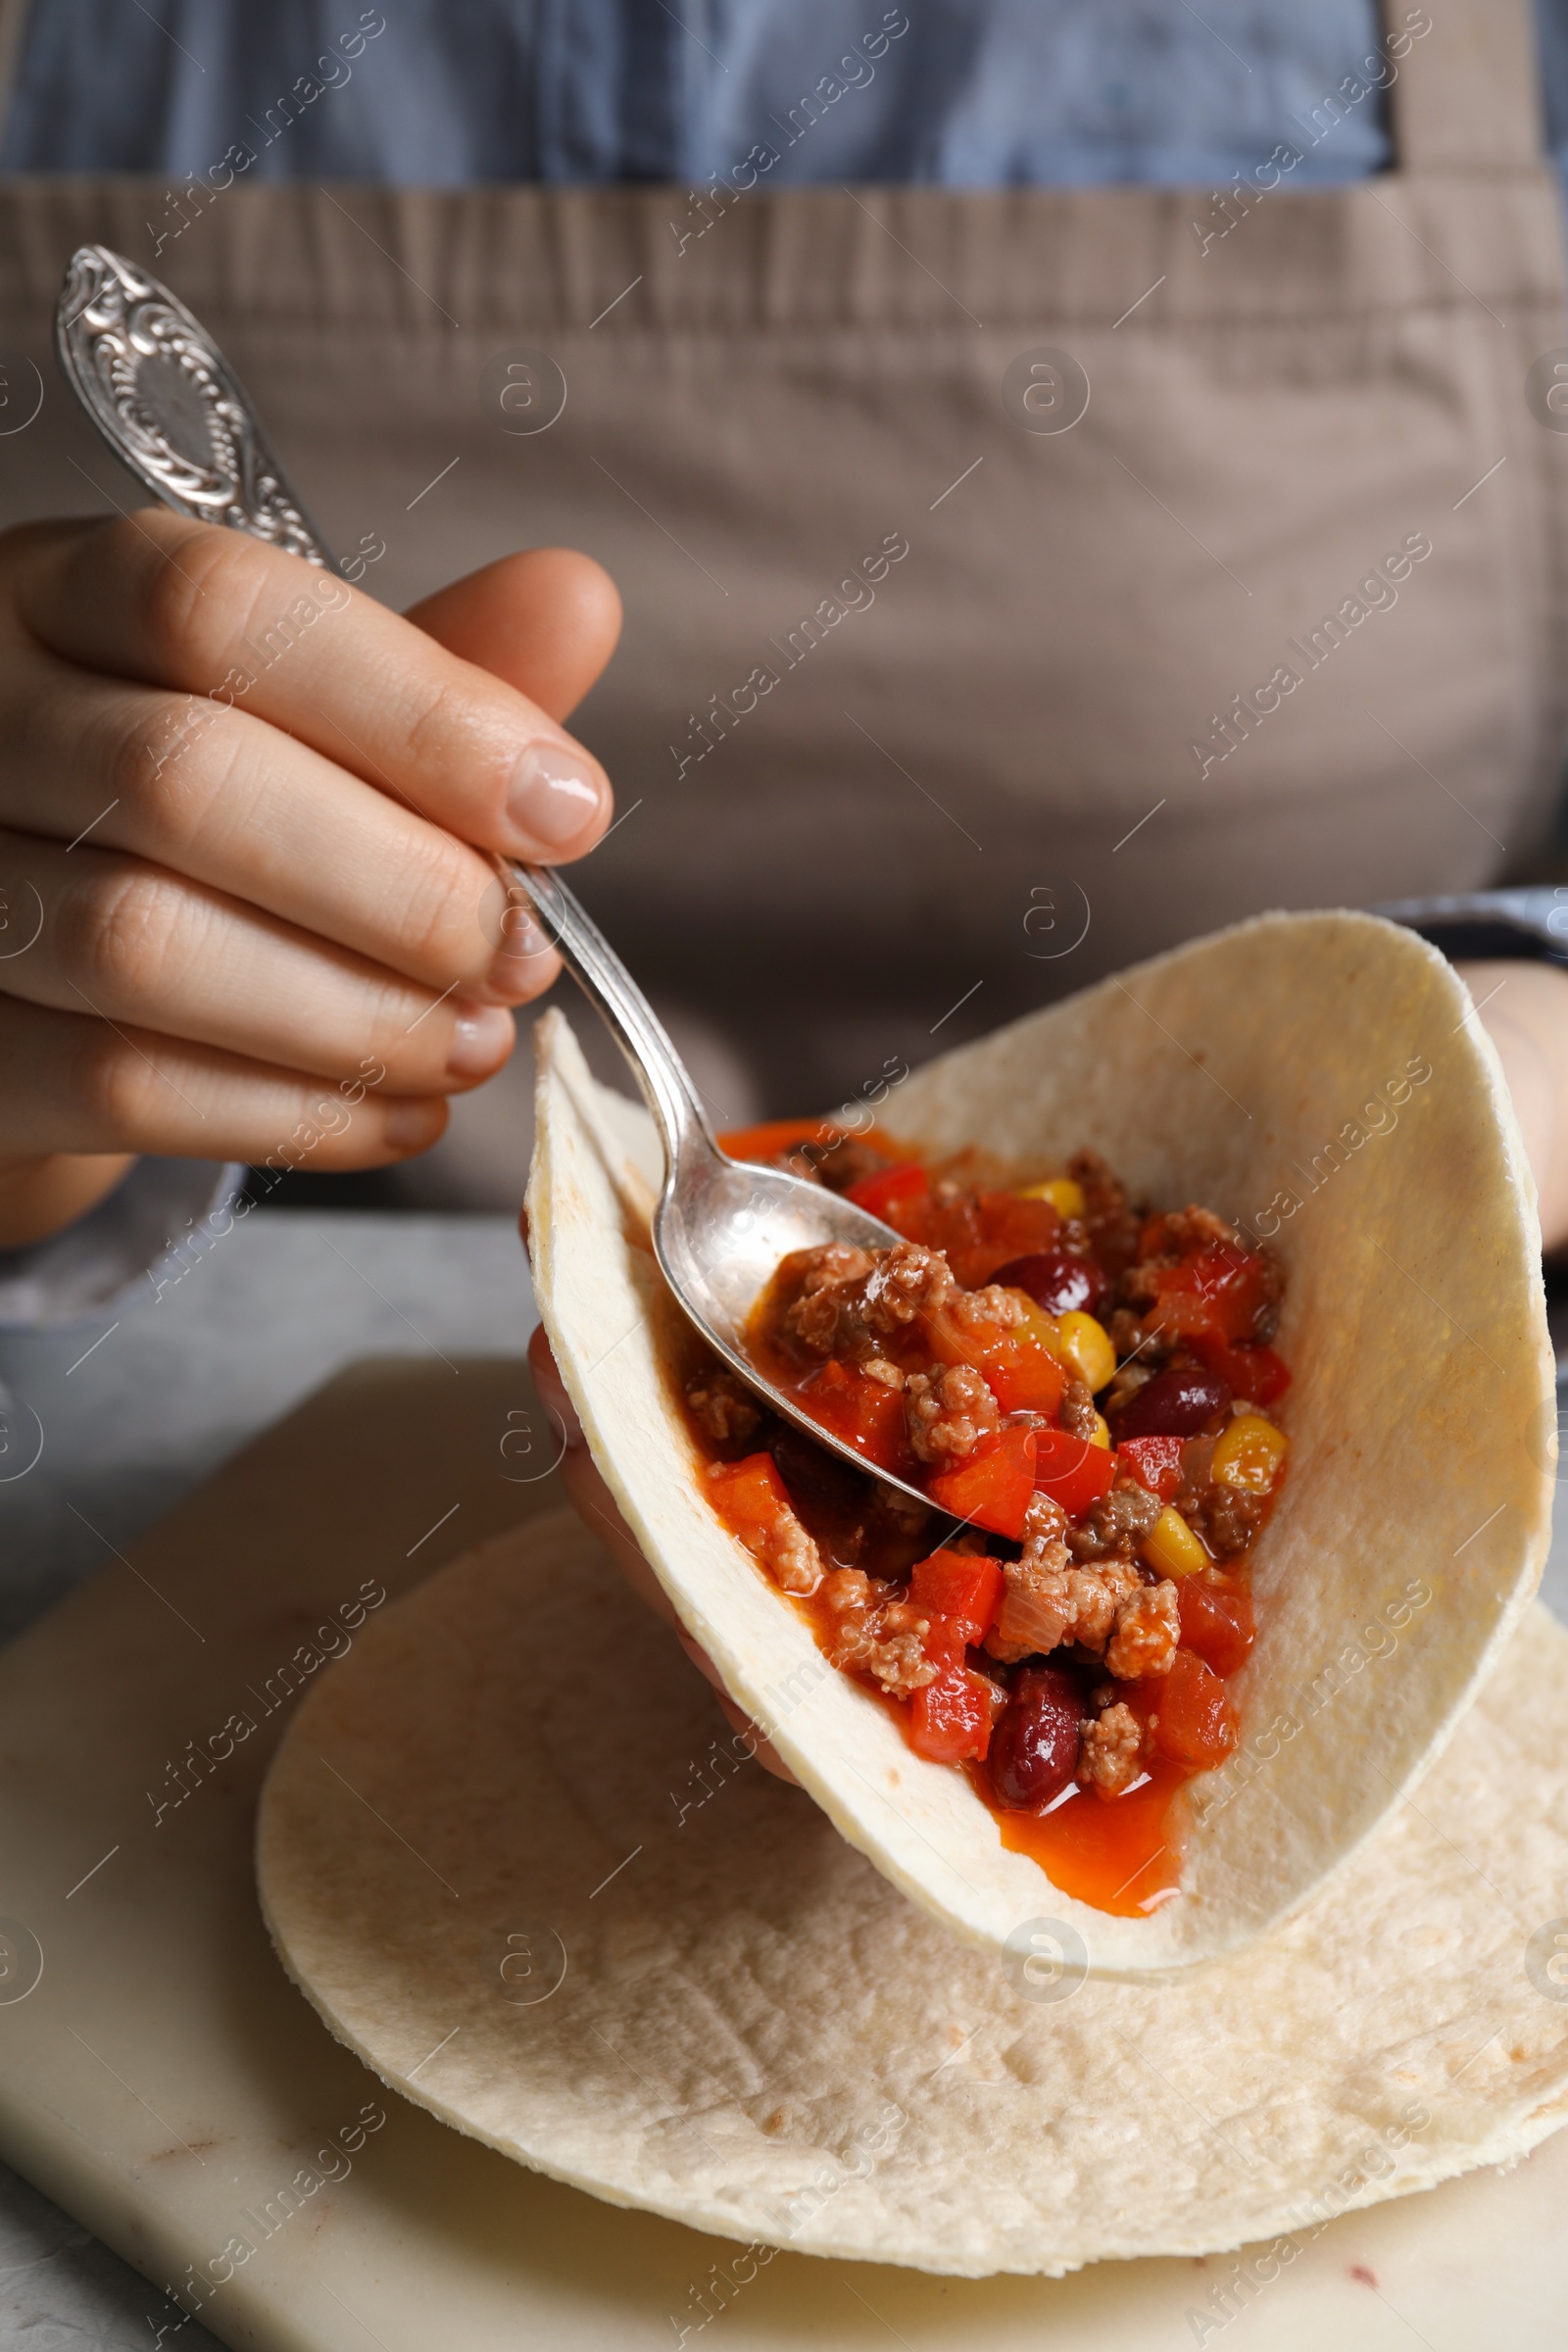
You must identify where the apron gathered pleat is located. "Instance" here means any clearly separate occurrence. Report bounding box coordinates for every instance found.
[0,0,1562,1106]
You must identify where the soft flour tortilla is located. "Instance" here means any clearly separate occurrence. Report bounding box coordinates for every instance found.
[257,1509,1568,2277]
[526,910,1553,1975]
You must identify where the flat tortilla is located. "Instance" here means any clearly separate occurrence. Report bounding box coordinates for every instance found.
[256,1509,1568,2277]
[525,910,1553,1974]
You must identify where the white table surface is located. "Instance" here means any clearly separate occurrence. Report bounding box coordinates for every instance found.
[0,1205,1563,2350]
[0,1209,534,2350]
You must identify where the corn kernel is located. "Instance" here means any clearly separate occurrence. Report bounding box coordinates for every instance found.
[1212,1411,1289,1494]
[1004,1296,1064,1360]
[1056,1309,1116,1395]
[1143,1504,1209,1580]
[1018,1177,1086,1221]
[1090,1412,1111,1451]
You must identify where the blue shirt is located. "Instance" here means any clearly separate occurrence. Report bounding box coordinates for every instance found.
[1,1,1414,189]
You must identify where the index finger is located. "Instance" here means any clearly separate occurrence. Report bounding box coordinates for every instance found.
[11,513,612,862]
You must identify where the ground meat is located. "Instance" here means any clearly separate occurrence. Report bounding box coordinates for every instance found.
[863,1356,906,1390]
[1068,1149,1145,1276]
[781,1240,958,1360]
[1104,1580,1180,1680]
[1161,1204,1242,1256]
[752,1496,825,1596]
[865,1630,940,1697]
[862,1241,956,1332]
[1020,1490,1070,1566]
[905,1363,999,1465]
[945,1283,1027,1338]
[986,1502,1141,1662]
[1067,1475,1162,1563]
[684,1363,762,1448]
[1189,1480,1268,1558]
[780,1244,875,1356]
[1079,1699,1145,1795]
[987,1558,1142,1661]
[1058,1376,1099,1439]
[818,1569,938,1694]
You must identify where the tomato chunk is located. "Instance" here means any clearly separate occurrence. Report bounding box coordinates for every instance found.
[1176,1578,1256,1676]
[1032,1427,1116,1517]
[908,1549,1004,1651]
[1151,1649,1238,1768]
[706,1453,795,1550]
[1187,1333,1292,1406]
[1115,1434,1186,1501]
[846,1161,930,1220]
[802,1358,907,1473]
[1145,1240,1272,1348]
[928,1425,1037,1539]
[907,1662,996,1761]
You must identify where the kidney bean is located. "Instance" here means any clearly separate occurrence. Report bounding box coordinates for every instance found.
[992,1250,1108,1318]
[1110,1367,1232,1443]
[989,1664,1086,1811]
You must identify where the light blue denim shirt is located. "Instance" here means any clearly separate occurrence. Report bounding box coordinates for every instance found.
[0,1,1406,190]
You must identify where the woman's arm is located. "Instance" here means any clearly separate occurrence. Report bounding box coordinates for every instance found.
[1454,957,1568,1253]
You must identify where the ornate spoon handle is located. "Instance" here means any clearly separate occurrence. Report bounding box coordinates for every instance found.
[56,244,331,564]
[53,243,691,1160]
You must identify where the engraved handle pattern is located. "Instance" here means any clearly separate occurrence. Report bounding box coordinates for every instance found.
[55,244,331,566]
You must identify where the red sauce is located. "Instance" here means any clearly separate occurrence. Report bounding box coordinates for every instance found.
[987,1761,1188,1915]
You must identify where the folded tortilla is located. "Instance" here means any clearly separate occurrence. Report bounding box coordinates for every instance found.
[524,910,1552,1974]
[256,1508,1568,2276]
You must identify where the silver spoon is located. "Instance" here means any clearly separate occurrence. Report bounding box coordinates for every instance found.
[54,244,941,1514]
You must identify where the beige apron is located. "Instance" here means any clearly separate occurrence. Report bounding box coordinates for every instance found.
[0,0,1562,1130]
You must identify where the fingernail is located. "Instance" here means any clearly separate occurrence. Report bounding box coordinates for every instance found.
[384,1099,444,1151]
[447,1002,514,1078]
[507,740,606,851]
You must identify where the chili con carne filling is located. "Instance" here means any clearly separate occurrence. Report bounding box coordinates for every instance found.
[680,1124,1291,1918]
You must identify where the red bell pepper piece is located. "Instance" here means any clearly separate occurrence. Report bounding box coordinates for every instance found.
[1176,1577,1256,1676]
[801,1358,908,1475]
[847,1161,930,1220]
[1116,1434,1186,1501]
[906,1662,996,1761]
[706,1453,795,1552]
[1031,1427,1115,1518]
[908,1548,1004,1651]
[1187,1333,1291,1406]
[928,1424,1038,1540]
[982,1341,1066,1419]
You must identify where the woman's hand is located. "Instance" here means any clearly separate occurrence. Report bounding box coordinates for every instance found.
[0,514,620,1248]
[526,1322,800,1784]
[1455,958,1568,1254]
